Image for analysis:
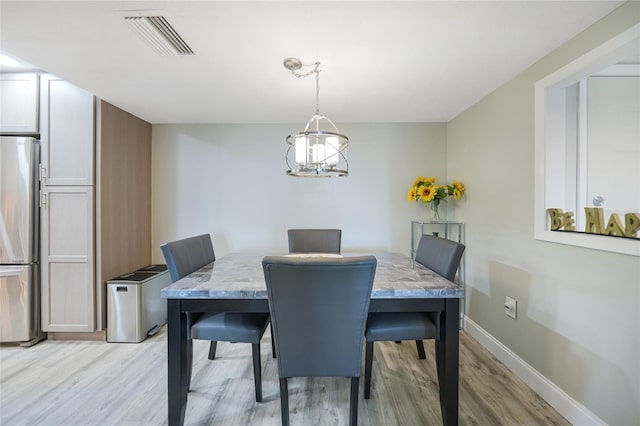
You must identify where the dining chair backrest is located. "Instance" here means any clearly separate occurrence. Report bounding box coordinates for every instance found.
[160,234,216,282]
[414,234,465,281]
[262,255,376,378]
[287,229,342,254]
[160,234,268,403]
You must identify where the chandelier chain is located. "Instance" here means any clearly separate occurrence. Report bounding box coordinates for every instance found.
[315,68,320,115]
[289,61,322,115]
[289,61,320,78]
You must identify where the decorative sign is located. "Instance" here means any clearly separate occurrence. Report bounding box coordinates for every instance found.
[547,208,640,239]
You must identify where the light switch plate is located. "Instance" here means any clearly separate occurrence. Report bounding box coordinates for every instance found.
[505,296,517,319]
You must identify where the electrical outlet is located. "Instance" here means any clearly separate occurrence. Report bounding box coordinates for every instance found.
[504,296,517,319]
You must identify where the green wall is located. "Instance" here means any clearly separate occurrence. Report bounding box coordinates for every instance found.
[446,3,640,424]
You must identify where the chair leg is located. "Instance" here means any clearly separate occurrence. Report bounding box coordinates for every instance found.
[279,378,289,426]
[415,340,426,360]
[187,339,193,391]
[208,341,218,360]
[364,341,373,399]
[350,377,359,426]
[252,343,262,402]
[270,323,276,359]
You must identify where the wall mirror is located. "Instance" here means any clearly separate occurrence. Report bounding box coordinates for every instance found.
[534,23,640,256]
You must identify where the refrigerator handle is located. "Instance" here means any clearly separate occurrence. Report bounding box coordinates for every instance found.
[0,268,24,277]
[40,190,47,208]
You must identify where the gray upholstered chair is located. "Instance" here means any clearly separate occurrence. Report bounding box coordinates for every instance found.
[364,234,465,399]
[262,255,377,426]
[287,229,342,254]
[161,234,270,402]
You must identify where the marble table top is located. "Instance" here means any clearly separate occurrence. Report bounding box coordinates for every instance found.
[161,252,464,300]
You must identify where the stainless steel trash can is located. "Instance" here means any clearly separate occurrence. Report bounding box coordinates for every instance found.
[106,266,171,343]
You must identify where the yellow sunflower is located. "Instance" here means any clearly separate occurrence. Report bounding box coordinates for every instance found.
[452,188,462,200]
[407,186,418,202]
[414,176,437,186]
[452,180,465,193]
[418,185,436,202]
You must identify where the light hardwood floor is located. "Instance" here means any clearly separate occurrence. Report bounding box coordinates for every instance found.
[0,328,569,426]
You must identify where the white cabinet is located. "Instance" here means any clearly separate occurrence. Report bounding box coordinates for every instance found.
[0,73,39,134]
[40,186,95,332]
[40,75,96,332]
[38,75,152,335]
[40,75,94,186]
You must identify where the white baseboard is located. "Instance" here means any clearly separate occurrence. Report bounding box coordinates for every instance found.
[463,316,606,426]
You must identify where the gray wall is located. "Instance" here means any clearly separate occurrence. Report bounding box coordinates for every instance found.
[446,2,640,424]
[152,122,447,259]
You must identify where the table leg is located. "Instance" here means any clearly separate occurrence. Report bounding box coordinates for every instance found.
[437,298,459,426]
[168,299,189,426]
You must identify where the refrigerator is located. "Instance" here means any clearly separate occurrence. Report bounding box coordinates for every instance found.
[0,136,44,345]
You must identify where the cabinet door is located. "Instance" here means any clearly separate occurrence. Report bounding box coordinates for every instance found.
[0,73,39,134]
[41,186,95,332]
[40,75,94,186]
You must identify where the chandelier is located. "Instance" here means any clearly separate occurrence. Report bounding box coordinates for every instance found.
[284,58,348,177]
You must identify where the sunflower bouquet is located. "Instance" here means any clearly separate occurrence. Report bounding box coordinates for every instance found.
[407,176,465,220]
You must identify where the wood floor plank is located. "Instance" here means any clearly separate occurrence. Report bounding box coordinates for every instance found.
[0,328,569,426]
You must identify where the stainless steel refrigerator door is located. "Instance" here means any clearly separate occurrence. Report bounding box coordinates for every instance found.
[0,265,36,342]
[0,137,40,264]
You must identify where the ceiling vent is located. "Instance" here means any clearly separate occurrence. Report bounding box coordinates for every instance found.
[124,16,194,55]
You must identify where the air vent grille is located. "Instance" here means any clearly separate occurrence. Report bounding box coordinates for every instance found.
[125,16,194,55]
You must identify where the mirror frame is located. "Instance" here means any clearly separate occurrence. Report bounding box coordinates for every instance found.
[534,22,640,257]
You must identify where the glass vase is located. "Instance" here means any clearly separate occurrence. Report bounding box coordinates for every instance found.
[431,201,441,221]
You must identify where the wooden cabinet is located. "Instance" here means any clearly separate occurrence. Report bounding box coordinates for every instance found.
[40,186,95,332]
[95,102,152,331]
[0,73,39,134]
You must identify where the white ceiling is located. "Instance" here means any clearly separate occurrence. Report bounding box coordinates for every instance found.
[0,1,624,124]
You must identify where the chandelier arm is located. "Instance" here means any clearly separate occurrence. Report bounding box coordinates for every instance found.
[318,115,342,133]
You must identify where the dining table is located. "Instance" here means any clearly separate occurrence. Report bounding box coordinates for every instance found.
[161,252,464,426]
